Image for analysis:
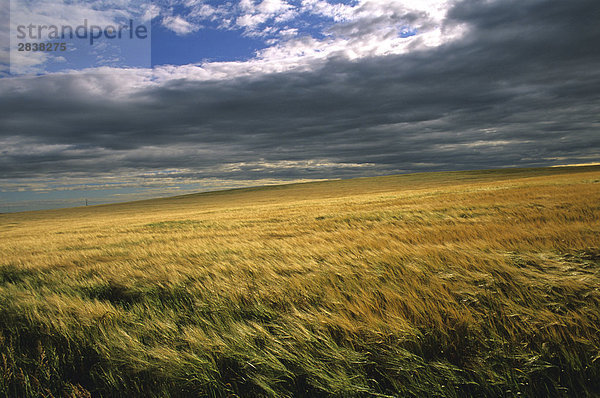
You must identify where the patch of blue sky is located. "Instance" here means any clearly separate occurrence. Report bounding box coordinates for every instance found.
[0,182,225,212]
[38,31,152,72]
[151,22,267,65]
[399,27,417,38]
[150,1,349,65]
[0,187,137,212]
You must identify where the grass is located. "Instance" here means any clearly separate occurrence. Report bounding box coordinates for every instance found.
[1,165,599,397]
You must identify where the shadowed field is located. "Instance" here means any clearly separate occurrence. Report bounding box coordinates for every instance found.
[1,166,599,397]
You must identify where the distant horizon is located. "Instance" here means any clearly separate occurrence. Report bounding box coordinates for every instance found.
[2,163,599,214]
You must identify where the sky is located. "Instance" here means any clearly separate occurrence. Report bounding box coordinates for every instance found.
[0,0,599,212]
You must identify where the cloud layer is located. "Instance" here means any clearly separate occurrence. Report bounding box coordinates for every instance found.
[1,0,599,206]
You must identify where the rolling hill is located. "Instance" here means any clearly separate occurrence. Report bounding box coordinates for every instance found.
[1,166,600,397]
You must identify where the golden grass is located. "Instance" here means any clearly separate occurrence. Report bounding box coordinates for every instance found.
[1,166,599,397]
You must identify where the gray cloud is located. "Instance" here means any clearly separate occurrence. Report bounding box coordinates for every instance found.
[1,0,599,190]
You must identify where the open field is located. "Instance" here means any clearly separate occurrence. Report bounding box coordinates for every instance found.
[1,166,600,397]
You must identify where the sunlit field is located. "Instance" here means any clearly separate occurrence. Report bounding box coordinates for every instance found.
[1,166,599,397]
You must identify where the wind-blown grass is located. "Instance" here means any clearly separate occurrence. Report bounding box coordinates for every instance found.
[1,166,599,397]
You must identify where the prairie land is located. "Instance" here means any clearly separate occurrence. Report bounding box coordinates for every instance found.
[1,166,599,397]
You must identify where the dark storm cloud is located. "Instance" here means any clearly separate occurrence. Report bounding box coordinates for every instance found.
[1,0,599,185]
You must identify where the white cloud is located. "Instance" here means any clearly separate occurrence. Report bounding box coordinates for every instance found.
[257,0,292,14]
[235,0,296,35]
[140,3,160,22]
[236,13,270,29]
[162,15,200,35]
[191,4,217,19]
[279,28,298,38]
[300,0,355,21]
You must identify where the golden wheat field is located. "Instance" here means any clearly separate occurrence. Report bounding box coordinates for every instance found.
[1,166,600,397]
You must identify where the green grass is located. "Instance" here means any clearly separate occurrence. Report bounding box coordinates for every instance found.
[1,166,600,397]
